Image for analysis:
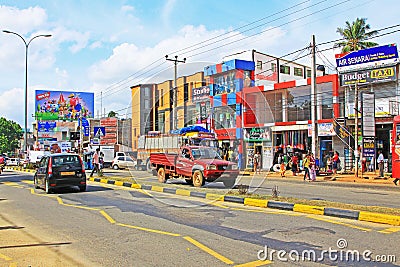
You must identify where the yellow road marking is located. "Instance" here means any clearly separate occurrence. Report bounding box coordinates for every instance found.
[307,215,372,232]
[0,253,12,261]
[235,259,272,266]
[117,223,181,237]
[3,182,19,187]
[183,236,234,265]
[21,180,33,184]
[9,263,17,267]
[378,227,400,234]
[99,210,116,224]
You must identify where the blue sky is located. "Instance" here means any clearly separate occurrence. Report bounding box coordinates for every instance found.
[0,0,399,126]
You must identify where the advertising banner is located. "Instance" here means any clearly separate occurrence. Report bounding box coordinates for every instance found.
[361,92,375,137]
[192,86,210,103]
[35,90,94,121]
[335,44,398,72]
[339,66,396,86]
[362,136,375,157]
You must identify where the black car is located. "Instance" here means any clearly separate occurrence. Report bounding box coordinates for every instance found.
[34,153,86,193]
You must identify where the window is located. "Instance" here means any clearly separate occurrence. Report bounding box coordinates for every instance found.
[294,67,303,77]
[256,60,263,70]
[213,105,236,129]
[280,65,290,75]
[144,99,150,109]
[306,69,312,78]
[271,63,277,72]
[160,89,164,106]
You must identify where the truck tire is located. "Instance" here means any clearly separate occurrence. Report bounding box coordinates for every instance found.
[146,160,152,173]
[157,168,166,183]
[192,170,204,187]
[223,179,236,188]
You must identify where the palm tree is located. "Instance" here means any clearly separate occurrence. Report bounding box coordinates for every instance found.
[108,111,118,117]
[335,18,379,52]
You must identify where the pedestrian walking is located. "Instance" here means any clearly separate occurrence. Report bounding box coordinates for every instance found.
[309,153,316,181]
[291,153,299,176]
[303,154,311,181]
[280,161,286,177]
[377,150,385,178]
[332,151,340,175]
[90,148,100,177]
[254,151,261,174]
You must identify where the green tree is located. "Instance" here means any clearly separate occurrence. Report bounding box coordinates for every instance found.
[108,111,118,117]
[335,18,379,52]
[0,117,23,154]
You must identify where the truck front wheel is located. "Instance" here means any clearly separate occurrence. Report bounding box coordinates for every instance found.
[157,168,166,183]
[192,170,204,187]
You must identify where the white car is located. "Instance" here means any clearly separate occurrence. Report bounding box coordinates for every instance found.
[6,158,20,166]
[111,156,137,170]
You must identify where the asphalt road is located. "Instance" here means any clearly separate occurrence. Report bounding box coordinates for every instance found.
[103,168,400,209]
[0,170,399,266]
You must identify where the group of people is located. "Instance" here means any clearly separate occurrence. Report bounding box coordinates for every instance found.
[278,151,341,180]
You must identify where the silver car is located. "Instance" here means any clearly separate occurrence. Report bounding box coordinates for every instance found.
[111,156,136,170]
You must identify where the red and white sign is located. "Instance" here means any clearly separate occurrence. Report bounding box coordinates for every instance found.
[100,118,117,127]
[36,91,50,101]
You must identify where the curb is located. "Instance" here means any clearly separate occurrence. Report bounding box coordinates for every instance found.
[4,168,399,226]
[5,166,36,173]
[87,177,400,226]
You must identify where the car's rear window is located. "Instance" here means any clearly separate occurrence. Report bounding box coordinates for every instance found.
[52,155,81,167]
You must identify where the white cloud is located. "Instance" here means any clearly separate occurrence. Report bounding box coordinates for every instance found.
[121,5,135,13]
[0,5,47,34]
[0,88,25,124]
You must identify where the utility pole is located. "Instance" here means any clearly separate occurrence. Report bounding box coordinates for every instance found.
[354,82,359,177]
[100,91,103,118]
[310,35,318,156]
[166,55,186,130]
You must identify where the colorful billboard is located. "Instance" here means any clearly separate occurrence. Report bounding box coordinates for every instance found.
[335,44,398,72]
[35,90,94,121]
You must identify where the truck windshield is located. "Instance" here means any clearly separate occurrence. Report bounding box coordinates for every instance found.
[191,148,221,160]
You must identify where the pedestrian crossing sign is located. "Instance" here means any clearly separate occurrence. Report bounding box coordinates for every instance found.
[94,127,105,138]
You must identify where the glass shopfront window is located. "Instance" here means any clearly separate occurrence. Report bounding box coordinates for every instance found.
[214,105,236,129]
[287,85,311,122]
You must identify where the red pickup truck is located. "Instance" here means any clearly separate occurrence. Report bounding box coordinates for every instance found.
[150,146,239,187]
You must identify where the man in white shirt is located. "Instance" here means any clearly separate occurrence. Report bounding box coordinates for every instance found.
[377,151,385,178]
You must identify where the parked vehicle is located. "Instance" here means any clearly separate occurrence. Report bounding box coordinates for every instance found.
[111,156,137,170]
[6,158,20,166]
[150,146,239,187]
[115,151,137,160]
[138,129,217,172]
[34,153,86,193]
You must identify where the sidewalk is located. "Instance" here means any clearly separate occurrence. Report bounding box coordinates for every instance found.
[241,170,397,187]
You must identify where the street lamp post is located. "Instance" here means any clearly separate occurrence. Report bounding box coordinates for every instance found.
[3,30,52,154]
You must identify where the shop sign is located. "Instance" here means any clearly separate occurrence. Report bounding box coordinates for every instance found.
[307,123,335,137]
[335,44,398,72]
[192,86,210,103]
[363,136,375,157]
[361,92,375,137]
[100,117,117,127]
[215,128,236,140]
[339,66,396,86]
[244,127,271,141]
